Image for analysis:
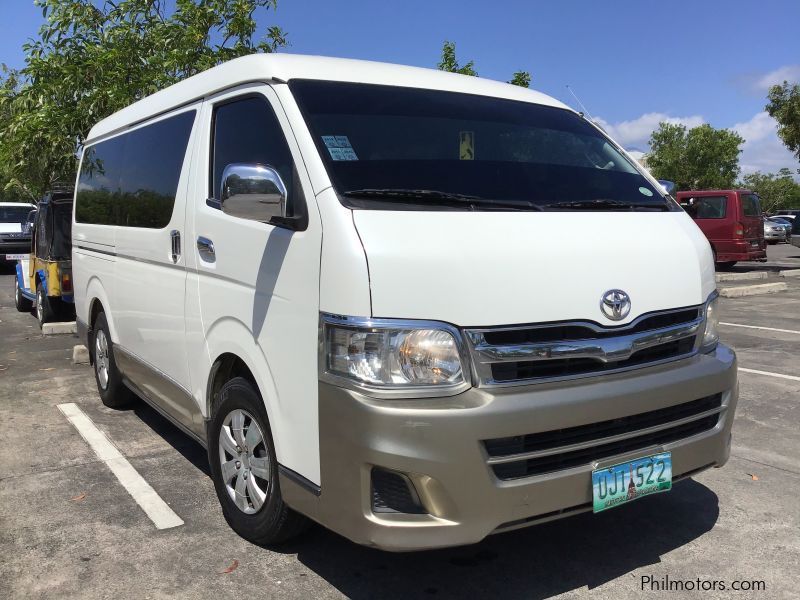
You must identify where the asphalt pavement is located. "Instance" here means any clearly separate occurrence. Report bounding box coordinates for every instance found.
[1,246,798,599]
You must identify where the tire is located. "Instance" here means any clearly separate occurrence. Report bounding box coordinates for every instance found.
[208,377,308,546]
[35,281,55,328]
[91,312,134,409]
[14,277,33,312]
[717,261,737,270]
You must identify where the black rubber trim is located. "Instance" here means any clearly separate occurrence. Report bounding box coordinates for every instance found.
[278,464,321,497]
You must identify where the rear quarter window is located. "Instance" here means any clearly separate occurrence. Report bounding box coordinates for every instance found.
[681,195,727,219]
[76,110,196,227]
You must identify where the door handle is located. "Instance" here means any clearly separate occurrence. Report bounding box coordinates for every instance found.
[197,236,215,261]
[170,230,181,263]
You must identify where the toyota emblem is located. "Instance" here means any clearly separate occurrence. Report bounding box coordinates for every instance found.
[600,289,631,321]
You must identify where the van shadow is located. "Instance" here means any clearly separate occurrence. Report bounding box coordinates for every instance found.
[132,402,211,477]
[282,479,719,599]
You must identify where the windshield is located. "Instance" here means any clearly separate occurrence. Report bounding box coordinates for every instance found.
[0,205,33,222]
[290,80,670,211]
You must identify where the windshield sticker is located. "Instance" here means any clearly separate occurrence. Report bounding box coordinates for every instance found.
[322,135,358,160]
[639,186,654,197]
[459,131,475,160]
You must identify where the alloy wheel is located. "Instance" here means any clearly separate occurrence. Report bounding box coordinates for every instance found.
[218,409,270,514]
[94,329,110,390]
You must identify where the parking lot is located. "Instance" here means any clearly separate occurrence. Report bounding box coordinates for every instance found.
[1,246,799,600]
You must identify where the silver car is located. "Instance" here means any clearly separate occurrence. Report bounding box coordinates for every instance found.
[764,217,790,243]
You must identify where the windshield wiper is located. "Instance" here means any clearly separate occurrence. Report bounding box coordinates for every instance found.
[546,198,668,211]
[342,188,543,211]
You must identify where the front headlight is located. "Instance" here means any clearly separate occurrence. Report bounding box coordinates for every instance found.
[321,315,469,395]
[702,293,719,351]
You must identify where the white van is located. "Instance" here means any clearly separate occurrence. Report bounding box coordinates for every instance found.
[73,54,737,551]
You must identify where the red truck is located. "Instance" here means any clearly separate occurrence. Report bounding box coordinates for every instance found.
[676,189,766,268]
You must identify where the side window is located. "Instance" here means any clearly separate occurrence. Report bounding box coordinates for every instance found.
[76,110,195,228]
[685,196,727,219]
[35,204,48,257]
[211,95,298,222]
[740,194,761,217]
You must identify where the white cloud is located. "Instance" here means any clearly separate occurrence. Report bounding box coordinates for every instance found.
[594,112,704,149]
[597,110,800,179]
[754,65,800,91]
[732,111,800,176]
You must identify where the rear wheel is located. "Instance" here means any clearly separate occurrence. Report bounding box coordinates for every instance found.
[208,377,308,546]
[35,282,55,327]
[91,312,134,409]
[14,278,33,312]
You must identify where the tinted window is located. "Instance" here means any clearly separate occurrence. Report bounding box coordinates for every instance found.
[76,111,195,227]
[211,96,296,215]
[683,196,727,219]
[740,194,761,217]
[290,80,670,211]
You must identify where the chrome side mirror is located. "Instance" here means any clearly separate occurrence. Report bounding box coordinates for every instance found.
[657,179,676,194]
[217,163,287,222]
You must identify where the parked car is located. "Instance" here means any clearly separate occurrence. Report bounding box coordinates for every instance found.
[14,188,75,326]
[676,190,766,268]
[764,216,791,243]
[0,202,37,262]
[774,209,800,220]
[73,54,737,551]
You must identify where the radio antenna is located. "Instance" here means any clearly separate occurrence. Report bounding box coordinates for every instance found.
[565,85,594,121]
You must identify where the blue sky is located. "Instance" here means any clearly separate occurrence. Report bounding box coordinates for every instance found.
[2,0,799,175]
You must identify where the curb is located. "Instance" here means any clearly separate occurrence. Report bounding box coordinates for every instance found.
[42,321,77,335]
[72,344,90,365]
[778,269,800,278]
[715,272,768,282]
[719,283,788,298]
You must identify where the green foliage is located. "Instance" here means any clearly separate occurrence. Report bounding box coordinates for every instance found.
[438,41,478,76]
[437,41,531,87]
[766,81,800,161]
[508,71,531,88]
[740,168,800,213]
[647,122,744,190]
[0,0,286,199]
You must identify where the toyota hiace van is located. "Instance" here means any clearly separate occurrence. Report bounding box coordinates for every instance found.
[73,54,737,551]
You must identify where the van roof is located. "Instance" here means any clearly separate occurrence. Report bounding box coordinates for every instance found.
[87,53,571,142]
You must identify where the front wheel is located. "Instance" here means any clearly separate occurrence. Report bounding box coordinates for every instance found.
[208,377,308,546]
[15,278,33,312]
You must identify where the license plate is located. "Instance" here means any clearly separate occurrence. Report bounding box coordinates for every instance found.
[750,241,759,247]
[591,452,672,513]
[5,254,28,260]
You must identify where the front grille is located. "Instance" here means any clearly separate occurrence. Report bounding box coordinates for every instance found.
[466,306,703,385]
[490,337,696,382]
[484,394,723,480]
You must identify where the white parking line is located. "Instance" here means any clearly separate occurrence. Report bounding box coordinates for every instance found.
[739,368,800,382]
[57,403,184,530]
[720,322,800,335]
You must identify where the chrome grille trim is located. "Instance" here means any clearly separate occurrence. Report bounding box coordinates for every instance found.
[465,305,705,387]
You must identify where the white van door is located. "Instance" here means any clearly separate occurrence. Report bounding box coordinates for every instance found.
[186,85,323,484]
[110,107,203,437]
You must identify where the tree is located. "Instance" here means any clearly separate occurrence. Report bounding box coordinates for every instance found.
[437,41,531,87]
[0,0,287,199]
[741,168,800,213]
[438,41,478,76]
[508,71,531,88]
[766,81,800,161]
[647,122,744,190]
